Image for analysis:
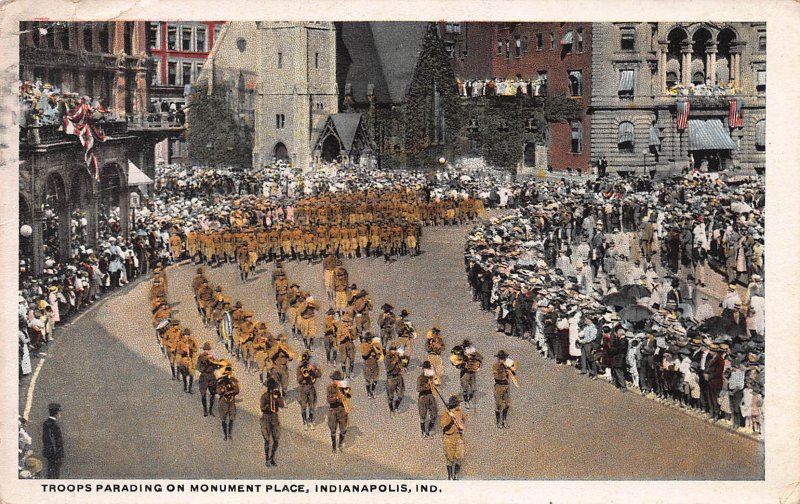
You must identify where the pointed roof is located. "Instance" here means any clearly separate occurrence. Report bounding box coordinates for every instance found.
[330,114,363,151]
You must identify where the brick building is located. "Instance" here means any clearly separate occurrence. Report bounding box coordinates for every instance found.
[589,22,766,175]
[147,21,224,164]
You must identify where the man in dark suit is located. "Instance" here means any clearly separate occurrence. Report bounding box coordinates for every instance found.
[609,329,629,391]
[42,402,64,478]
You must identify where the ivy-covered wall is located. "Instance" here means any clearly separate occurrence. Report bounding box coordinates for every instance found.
[187,82,253,168]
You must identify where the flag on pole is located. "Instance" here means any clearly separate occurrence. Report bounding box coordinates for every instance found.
[676,100,690,130]
[63,99,109,181]
[729,98,744,129]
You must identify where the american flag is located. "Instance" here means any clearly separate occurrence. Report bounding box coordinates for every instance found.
[676,100,690,130]
[63,99,109,181]
[729,98,744,129]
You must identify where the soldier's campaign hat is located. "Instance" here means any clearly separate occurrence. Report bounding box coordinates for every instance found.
[462,339,472,348]
[422,360,432,369]
[258,321,268,330]
[326,308,336,315]
[202,341,212,350]
[330,370,344,380]
[381,303,394,312]
[447,395,461,408]
[215,286,223,292]
[496,350,509,359]
[196,267,204,274]
[400,309,410,317]
[244,311,254,318]
[301,350,311,360]
[48,403,62,414]
[235,301,243,308]
[182,328,192,335]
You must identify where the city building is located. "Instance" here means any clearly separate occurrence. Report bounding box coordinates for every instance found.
[147,21,224,164]
[589,22,766,174]
[19,21,181,274]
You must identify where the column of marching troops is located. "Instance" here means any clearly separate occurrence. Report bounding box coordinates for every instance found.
[165,190,485,269]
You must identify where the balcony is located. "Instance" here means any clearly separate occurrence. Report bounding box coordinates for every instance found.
[126,113,186,132]
[20,114,184,148]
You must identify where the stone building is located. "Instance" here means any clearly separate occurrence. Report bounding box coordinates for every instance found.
[19,21,180,274]
[198,22,338,170]
[589,22,766,175]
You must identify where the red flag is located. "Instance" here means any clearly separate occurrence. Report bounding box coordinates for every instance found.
[729,98,744,129]
[63,99,109,181]
[676,100,690,130]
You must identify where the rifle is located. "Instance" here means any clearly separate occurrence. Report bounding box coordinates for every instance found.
[431,384,465,433]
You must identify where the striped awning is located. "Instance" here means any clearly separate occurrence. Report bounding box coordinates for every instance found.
[561,31,574,45]
[649,126,661,147]
[618,70,634,93]
[755,120,765,147]
[687,119,738,150]
[618,122,635,144]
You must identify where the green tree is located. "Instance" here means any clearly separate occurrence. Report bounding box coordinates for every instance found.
[187,82,252,168]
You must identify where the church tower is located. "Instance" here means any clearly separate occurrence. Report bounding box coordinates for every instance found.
[254,22,338,170]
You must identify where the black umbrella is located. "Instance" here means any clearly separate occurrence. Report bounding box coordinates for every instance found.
[619,284,651,300]
[602,292,636,308]
[619,304,653,323]
[698,316,746,338]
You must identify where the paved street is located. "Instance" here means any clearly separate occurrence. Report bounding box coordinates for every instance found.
[26,222,763,480]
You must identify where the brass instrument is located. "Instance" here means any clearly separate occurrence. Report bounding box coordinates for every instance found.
[340,385,353,414]
[449,345,465,367]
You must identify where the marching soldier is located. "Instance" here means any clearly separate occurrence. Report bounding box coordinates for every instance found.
[379,303,396,349]
[287,285,302,338]
[196,342,217,417]
[395,309,416,354]
[326,370,352,453]
[492,350,518,429]
[336,313,357,379]
[351,289,373,337]
[176,328,198,394]
[251,322,272,378]
[440,395,467,480]
[191,268,207,314]
[268,333,296,395]
[426,327,445,385]
[454,340,483,410]
[237,312,256,366]
[260,371,285,467]
[169,230,182,262]
[385,342,409,416]
[196,280,214,326]
[297,294,320,350]
[296,351,322,430]
[274,267,290,324]
[162,319,182,380]
[217,364,241,440]
[417,361,439,438]
[360,332,383,399]
[323,309,338,364]
[333,260,349,311]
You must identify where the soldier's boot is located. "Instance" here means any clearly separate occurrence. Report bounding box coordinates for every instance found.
[388,398,395,415]
[495,410,502,429]
[394,398,402,413]
[202,395,209,417]
[170,364,177,380]
[453,463,461,480]
[366,384,372,398]
[502,407,509,428]
[420,421,427,438]
[308,411,315,430]
[330,433,337,453]
[301,411,308,431]
[341,364,347,378]
[264,440,271,466]
[427,419,436,438]
[447,465,453,480]
[227,419,234,440]
[187,376,194,394]
[269,440,278,466]
[222,420,228,440]
[348,364,354,379]
[209,395,216,416]
[182,375,188,392]
[338,432,346,452]
[371,382,377,398]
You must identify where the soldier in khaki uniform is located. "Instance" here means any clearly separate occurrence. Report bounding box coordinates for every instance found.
[333,261,349,311]
[440,395,466,480]
[426,327,445,385]
[457,339,483,410]
[297,294,320,350]
[385,342,408,416]
[287,285,303,338]
[196,280,214,326]
[351,289,373,337]
[296,351,322,430]
[217,365,240,440]
[395,309,416,354]
[169,231,183,262]
[186,231,198,263]
[237,312,256,367]
[322,253,337,304]
[417,361,439,438]
[360,332,383,399]
[260,371,285,467]
[162,320,182,380]
[196,342,218,417]
[492,350,517,429]
[268,333,295,395]
[326,370,352,453]
[252,322,273,380]
[176,328,198,393]
[323,310,338,364]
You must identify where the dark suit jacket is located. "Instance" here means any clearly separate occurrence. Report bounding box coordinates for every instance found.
[42,418,64,461]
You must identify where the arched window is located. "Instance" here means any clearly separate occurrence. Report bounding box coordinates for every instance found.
[692,71,705,85]
[569,70,582,96]
[618,121,635,152]
[666,71,679,88]
[755,120,765,152]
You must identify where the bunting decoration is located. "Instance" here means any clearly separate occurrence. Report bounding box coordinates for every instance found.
[729,98,744,129]
[676,100,690,131]
[63,98,109,181]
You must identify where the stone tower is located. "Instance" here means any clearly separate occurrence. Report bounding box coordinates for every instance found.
[254,22,338,170]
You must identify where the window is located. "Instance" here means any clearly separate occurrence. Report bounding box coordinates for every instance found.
[755,120,765,151]
[149,23,160,49]
[167,61,177,85]
[196,27,206,52]
[182,62,192,85]
[182,27,192,51]
[618,121,635,152]
[213,25,221,46]
[315,52,319,68]
[515,36,521,57]
[536,33,543,50]
[576,28,584,53]
[497,39,502,55]
[278,52,283,68]
[276,114,285,129]
[98,23,110,52]
[756,70,766,93]
[692,71,705,85]
[522,36,528,52]
[618,69,634,97]
[445,41,456,58]
[58,25,71,50]
[167,25,177,50]
[758,33,766,52]
[569,70,582,96]
[538,71,548,96]
[620,27,635,51]
[83,24,94,51]
[195,62,204,79]
[666,71,678,88]
[571,120,582,153]
[152,60,161,85]
[445,22,461,34]
[550,32,556,49]
[505,39,510,58]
